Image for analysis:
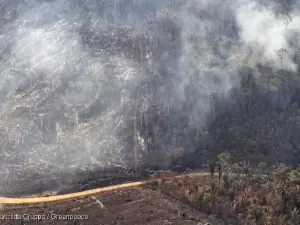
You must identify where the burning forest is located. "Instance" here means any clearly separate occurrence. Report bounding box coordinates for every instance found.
[0,0,300,198]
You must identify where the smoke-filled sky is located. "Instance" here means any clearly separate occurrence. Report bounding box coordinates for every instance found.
[0,0,299,195]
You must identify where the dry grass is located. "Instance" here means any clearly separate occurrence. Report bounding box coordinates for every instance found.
[157,173,300,225]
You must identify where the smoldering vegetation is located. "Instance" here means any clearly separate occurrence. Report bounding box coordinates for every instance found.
[0,0,299,196]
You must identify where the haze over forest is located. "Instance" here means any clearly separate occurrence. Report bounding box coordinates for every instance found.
[0,0,300,195]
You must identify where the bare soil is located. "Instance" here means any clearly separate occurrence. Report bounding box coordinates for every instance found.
[0,186,223,225]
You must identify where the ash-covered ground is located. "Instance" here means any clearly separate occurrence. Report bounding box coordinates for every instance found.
[0,0,190,196]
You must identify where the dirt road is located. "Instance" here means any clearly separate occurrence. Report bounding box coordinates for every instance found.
[0,187,223,225]
[0,172,211,204]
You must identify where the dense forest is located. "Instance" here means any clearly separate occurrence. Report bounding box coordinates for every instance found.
[0,0,300,194]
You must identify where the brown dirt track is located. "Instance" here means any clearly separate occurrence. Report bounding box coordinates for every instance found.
[0,173,224,225]
[0,186,222,225]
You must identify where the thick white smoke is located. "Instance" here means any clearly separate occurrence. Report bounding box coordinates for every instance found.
[236,0,300,71]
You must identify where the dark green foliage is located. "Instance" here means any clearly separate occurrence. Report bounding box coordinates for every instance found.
[195,68,300,167]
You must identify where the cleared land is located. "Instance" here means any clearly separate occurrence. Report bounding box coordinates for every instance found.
[0,186,222,225]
